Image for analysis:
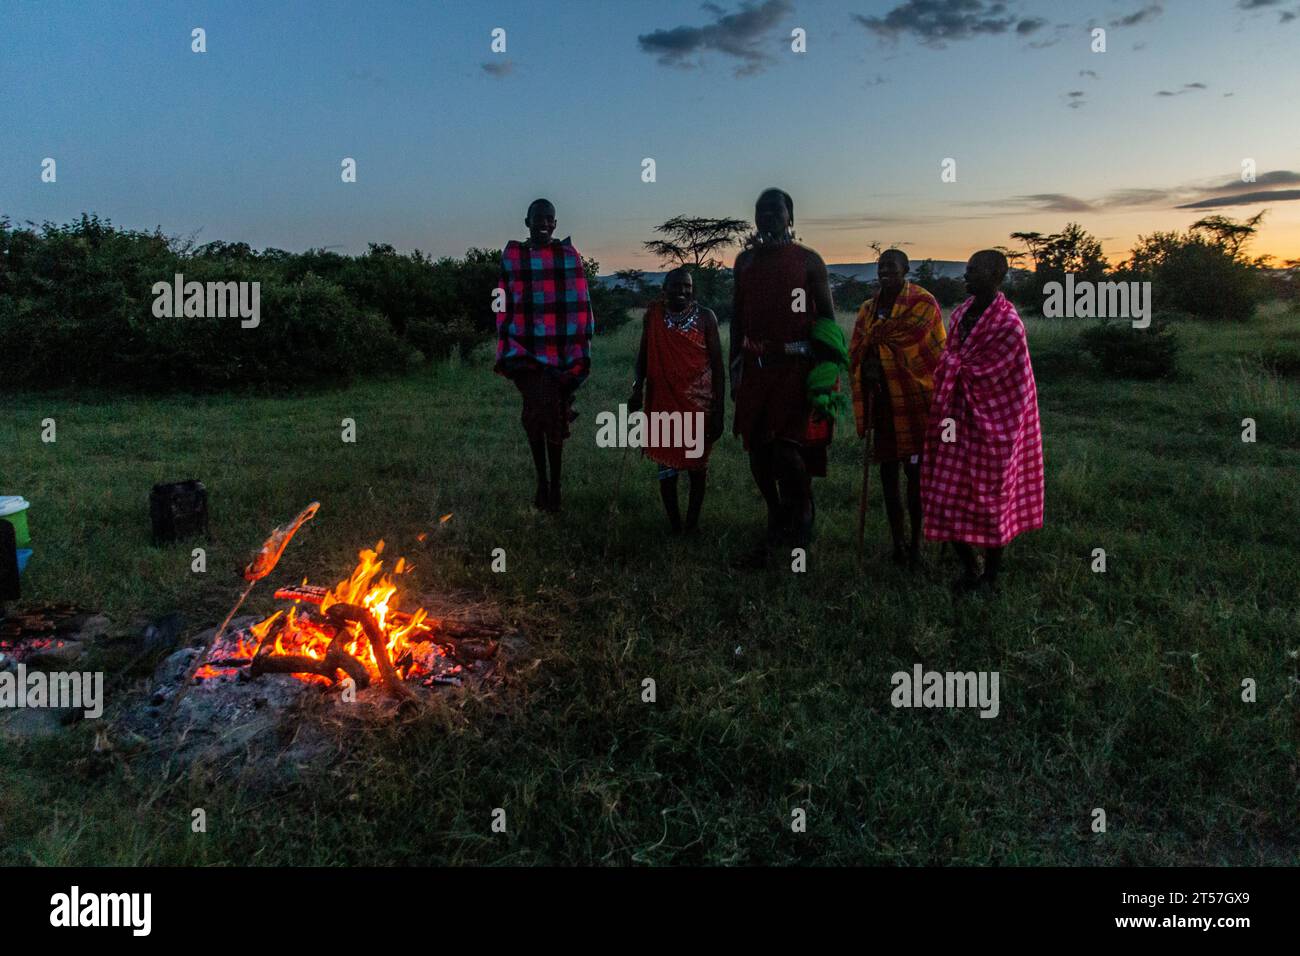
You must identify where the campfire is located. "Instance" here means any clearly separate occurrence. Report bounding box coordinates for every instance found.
[195,541,499,695]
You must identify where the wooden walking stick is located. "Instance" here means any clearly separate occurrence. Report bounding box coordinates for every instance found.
[856,390,875,556]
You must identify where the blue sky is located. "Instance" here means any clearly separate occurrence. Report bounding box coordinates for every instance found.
[3,0,1298,269]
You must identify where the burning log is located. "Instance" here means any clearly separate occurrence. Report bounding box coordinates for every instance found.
[247,653,340,681]
[436,637,499,664]
[325,603,413,699]
[247,607,372,690]
[194,541,499,698]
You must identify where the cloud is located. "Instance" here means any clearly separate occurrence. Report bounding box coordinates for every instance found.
[969,171,1300,215]
[1103,188,1177,206]
[1237,0,1300,21]
[637,0,792,76]
[481,60,515,78]
[852,0,1025,46]
[1178,189,1300,209]
[1156,82,1208,96]
[1025,22,1073,49]
[1110,3,1163,28]
[983,193,1098,212]
[1201,170,1300,191]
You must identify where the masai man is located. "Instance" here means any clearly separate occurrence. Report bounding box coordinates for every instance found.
[628,267,725,534]
[494,199,595,513]
[922,250,1043,592]
[850,250,947,567]
[732,188,843,553]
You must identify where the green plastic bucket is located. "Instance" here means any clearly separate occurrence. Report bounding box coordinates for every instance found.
[0,496,31,549]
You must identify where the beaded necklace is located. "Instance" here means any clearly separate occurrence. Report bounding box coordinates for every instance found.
[663,301,700,333]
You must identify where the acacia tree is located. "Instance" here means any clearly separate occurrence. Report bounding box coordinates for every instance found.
[1189,212,1265,262]
[1011,224,1105,276]
[644,215,750,268]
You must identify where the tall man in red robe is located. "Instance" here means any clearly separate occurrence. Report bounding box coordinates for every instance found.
[731,188,837,554]
[922,250,1043,592]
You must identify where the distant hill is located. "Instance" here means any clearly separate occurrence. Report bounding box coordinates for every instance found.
[824,260,967,281]
[598,260,967,287]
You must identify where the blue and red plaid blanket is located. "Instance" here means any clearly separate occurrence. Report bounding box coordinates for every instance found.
[495,238,594,388]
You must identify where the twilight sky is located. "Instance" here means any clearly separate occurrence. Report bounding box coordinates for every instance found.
[3,0,1298,270]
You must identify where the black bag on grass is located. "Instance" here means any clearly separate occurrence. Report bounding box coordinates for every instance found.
[150,480,210,545]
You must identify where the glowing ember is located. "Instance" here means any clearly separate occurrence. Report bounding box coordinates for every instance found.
[197,541,449,685]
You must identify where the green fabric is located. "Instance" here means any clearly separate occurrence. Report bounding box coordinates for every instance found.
[810,316,850,368]
[807,318,850,420]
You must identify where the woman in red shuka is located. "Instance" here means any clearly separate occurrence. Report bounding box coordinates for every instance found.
[629,268,725,534]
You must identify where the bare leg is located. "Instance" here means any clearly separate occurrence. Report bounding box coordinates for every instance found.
[904,458,923,562]
[951,542,992,594]
[952,542,980,577]
[528,435,548,509]
[749,444,782,543]
[546,440,563,512]
[773,441,811,547]
[982,546,1003,583]
[659,473,682,533]
[685,469,707,532]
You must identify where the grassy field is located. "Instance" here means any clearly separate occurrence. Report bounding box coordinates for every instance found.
[2,306,1298,865]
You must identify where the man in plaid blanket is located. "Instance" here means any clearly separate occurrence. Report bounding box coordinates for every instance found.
[850,250,947,568]
[921,250,1043,593]
[495,198,594,513]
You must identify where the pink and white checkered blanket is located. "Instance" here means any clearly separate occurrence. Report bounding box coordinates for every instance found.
[921,293,1044,547]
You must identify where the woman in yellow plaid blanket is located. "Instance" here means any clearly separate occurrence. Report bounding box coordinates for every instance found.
[849,250,947,567]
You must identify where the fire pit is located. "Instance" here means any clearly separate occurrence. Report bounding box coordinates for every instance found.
[194,541,502,694]
[121,540,514,769]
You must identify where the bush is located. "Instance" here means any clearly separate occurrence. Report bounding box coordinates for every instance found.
[1255,346,1300,380]
[1079,319,1180,380]
[0,216,495,391]
[1122,230,1262,322]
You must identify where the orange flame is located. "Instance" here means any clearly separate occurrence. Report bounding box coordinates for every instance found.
[198,541,444,684]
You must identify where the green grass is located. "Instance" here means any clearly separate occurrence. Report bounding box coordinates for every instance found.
[2,307,1298,865]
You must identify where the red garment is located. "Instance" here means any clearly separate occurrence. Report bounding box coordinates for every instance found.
[733,243,813,450]
[642,302,714,470]
[921,293,1044,547]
